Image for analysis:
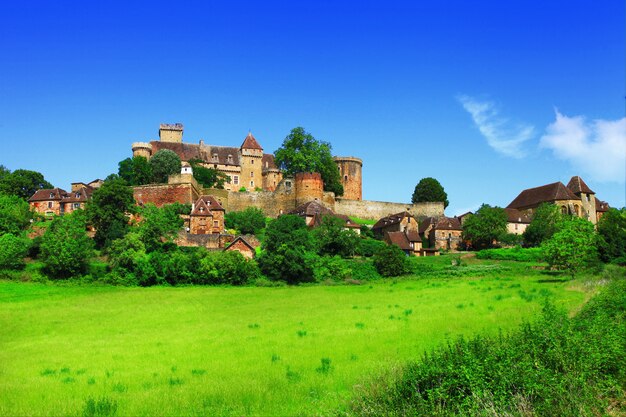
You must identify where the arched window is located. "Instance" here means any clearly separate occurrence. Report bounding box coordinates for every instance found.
[561,205,567,215]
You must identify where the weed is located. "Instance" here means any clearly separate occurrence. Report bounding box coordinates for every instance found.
[82,396,118,417]
[168,377,184,386]
[315,358,332,375]
[403,309,413,316]
[355,322,365,329]
[60,367,70,374]
[40,368,56,376]
[271,354,281,363]
[297,330,307,337]
[170,366,177,373]
[456,304,464,309]
[111,383,126,393]
[61,377,75,383]
[87,377,96,385]
[247,323,260,329]
[286,367,301,383]
[191,369,206,376]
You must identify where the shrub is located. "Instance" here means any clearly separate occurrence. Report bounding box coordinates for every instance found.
[0,193,32,235]
[373,244,409,277]
[542,217,598,277]
[225,207,266,235]
[0,233,30,270]
[314,256,352,282]
[198,250,261,285]
[311,215,360,258]
[40,212,93,278]
[355,238,386,257]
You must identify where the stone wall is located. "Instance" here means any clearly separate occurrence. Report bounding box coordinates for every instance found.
[334,198,444,221]
[133,183,199,207]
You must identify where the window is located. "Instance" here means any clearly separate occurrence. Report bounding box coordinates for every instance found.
[228,155,233,163]
[515,223,518,230]
[213,220,218,227]
[49,193,54,198]
[73,203,80,209]
[233,175,239,185]
[344,175,348,181]
[265,161,268,168]
[250,172,254,178]
[250,181,254,188]
[285,181,292,190]
[75,192,81,198]
[251,159,254,164]
[48,202,53,209]
[213,153,218,160]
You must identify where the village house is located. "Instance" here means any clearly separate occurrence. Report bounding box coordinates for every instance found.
[383,229,422,256]
[28,180,100,216]
[288,201,361,234]
[419,216,463,251]
[507,176,609,225]
[504,208,532,235]
[189,195,225,235]
[224,236,256,259]
[371,211,418,238]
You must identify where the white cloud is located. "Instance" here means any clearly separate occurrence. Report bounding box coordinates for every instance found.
[540,110,626,183]
[458,95,535,158]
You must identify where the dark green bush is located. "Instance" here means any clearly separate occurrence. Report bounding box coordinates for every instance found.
[372,244,409,277]
[0,233,30,270]
[355,238,386,257]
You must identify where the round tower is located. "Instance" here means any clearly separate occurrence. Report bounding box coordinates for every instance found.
[132,142,153,159]
[295,172,324,206]
[334,156,362,200]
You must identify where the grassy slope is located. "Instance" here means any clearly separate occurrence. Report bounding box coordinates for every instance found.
[0,262,587,416]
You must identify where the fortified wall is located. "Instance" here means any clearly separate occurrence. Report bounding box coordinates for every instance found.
[133,172,444,221]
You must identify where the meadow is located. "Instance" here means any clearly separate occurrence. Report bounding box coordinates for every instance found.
[0,258,592,416]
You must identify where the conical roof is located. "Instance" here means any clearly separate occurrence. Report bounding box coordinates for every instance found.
[240,132,263,150]
[567,176,595,195]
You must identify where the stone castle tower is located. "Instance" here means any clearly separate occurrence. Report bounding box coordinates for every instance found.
[334,156,362,200]
[159,123,184,143]
[295,172,324,207]
[239,132,264,190]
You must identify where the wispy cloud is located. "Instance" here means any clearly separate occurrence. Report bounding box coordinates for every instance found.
[458,95,535,158]
[540,110,626,183]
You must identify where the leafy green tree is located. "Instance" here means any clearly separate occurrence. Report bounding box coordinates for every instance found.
[462,204,508,249]
[118,156,153,186]
[523,203,563,247]
[135,203,184,252]
[199,251,261,285]
[40,212,93,278]
[274,127,343,196]
[225,207,266,235]
[0,169,53,200]
[373,244,409,277]
[257,214,315,284]
[542,217,598,277]
[0,234,30,270]
[311,215,360,258]
[87,175,136,248]
[0,165,9,182]
[149,149,181,183]
[0,193,32,235]
[411,177,449,208]
[188,159,230,189]
[596,208,626,263]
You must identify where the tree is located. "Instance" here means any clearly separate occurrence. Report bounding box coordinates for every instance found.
[0,165,9,182]
[411,177,449,208]
[0,233,30,270]
[134,203,184,252]
[257,214,315,284]
[274,127,343,196]
[542,217,598,277]
[311,215,360,258]
[87,175,135,248]
[523,203,563,247]
[225,207,266,235]
[0,169,53,200]
[40,212,93,278]
[118,156,153,186]
[0,193,32,235]
[188,159,230,189]
[149,149,181,183]
[373,244,409,277]
[596,208,626,263]
[462,204,508,249]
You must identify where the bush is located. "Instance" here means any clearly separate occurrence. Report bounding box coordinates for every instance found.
[314,256,352,282]
[40,212,93,278]
[198,251,261,285]
[373,244,409,277]
[225,207,266,235]
[0,193,32,235]
[355,238,386,257]
[0,234,30,270]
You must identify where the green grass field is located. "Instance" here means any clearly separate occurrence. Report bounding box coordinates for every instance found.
[0,260,591,416]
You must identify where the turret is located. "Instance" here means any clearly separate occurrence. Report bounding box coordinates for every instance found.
[295,172,324,206]
[132,142,152,159]
[159,123,184,143]
[334,156,363,200]
[239,132,263,190]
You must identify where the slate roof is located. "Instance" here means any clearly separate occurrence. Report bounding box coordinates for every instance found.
[567,176,595,195]
[372,211,411,230]
[504,208,532,224]
[240,132,263,150]
[507,182,579,209]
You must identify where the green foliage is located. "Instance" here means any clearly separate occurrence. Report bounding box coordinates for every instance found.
[523,203,563,247]
[198,250,261,285]
[225,207,266,235]
[118,156,153,186]
[87,176,135,248]
[0,169,53,200]
[239,187,247,192]
[355,237,386,257]
[40,212,93,278]
[107,232,147,279]
[462,204,508,249]
[262,215,313,253]
[188,159,230,189]
[0,193,32,235]
[311,215,360,258]
[274,127,343,196]
[597,207,626,263]
[313,255,351,282]
[0,234,30,270]
[373,244,409,277]
[134,204,183,252]
[476,246,544,262]
[82,396,118,417]
[0,165,9,182]
[348,275,626,417]
[542,217,598,277]
[411,177,449,208]
[149,149,181,183]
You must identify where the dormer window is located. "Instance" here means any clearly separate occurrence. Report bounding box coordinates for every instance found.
[227,154,233,163]
[49,193,54,198]
[75,192,81,198]
[213,153,218,160]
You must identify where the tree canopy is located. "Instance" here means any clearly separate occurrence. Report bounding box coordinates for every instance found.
[87,175,136,248]
[225,207,266,235]
[596,208,626,264]
[542,217,598,277]
[0,169,53,200]
[188,159,230,189]
[118,156,153,186]
[462,204,508,249]
[0,193,32,235]
[149,150,181,183]
[411,177,449,208]
[274,127,343,196]
[523,203,563,247]
[40,211,93,278]
[311,215,360,258]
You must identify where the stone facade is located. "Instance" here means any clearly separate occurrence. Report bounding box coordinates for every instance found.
[189,195,225,235]
[29,185,93,217]
[224,237,256,259]
[334,156,362,200]
[419,217,463,251]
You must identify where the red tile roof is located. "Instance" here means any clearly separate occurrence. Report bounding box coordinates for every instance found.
[29,188,68,202]
[596,199,610,212]
[191,195,225,216]
[507,182,579,209]
[567,176,595,195]
[386,231,412,251]
[240,132,263,150]
[372,211,412,230]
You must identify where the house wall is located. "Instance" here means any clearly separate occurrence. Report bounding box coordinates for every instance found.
[226,239,255,259]
[431,229,463,251]
[507,222,529,235]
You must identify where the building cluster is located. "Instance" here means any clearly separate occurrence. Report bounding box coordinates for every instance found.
[26,123,610,258]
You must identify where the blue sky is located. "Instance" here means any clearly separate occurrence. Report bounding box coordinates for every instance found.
[1,1,624,215]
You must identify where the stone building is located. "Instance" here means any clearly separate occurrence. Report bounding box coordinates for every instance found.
[224,237,256,259]
[504,208,532,235]
[507,176,609,225]
[372,211,419,238]
[384,230,422,256]
[419,216,463,251]
[189,195,225,235]
[288,200,361,233]
[28,183,95,216]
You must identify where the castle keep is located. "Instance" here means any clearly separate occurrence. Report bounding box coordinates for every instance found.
[131,123,445,221]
